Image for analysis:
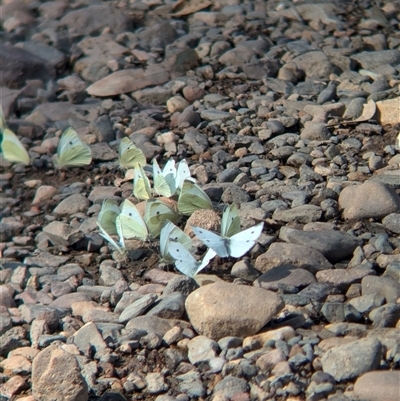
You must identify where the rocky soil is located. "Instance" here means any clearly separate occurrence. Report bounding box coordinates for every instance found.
[1,0,400,400]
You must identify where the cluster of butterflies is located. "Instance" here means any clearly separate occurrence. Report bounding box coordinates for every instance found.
[1,109,264,277]
[97,200,264,278]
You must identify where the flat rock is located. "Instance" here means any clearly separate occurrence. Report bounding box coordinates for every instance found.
[53,193,90,216]
[187,336,219,365]
[72,322,108,355]
[273,205,323,224]
[32,344,88,401]
[353,371,400,401]
[146,292,185,320]
[17,41,66,69]
[49,292,92,309]
[185,282,284,340]
[382,213,400,234]
[119,293,158,323]
[255,242,332,274]
[87,49,198,97]
[351,49,400,70]
[292,50,338,80]
[321,338,381,381]
[254,265,316,291]
[59,5,132,36]
[42,221,84,247]
[316,268,374,290]
[125,316,190,337]
[338,181,400,220]
[279,226,361,262]
[361,275,400,303]
[0,45,54,88]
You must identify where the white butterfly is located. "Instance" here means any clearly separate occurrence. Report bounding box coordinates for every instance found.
[133,164,152,201]
[175,159,193,189]
[152,158,193,197]
[97,219,125,255]
[220,204,241,238]
[144,199,180,238]
[168,242,216,278]
[118,137,146,169]
[0,106,30,165]
[177,180,213,216]
[53,127,92,168]
[153,158,176,197]
[97,199,120,235]
[396,132,400,151]
[159,220,192,263]
[191,222,264,258]
[116,199,148,241]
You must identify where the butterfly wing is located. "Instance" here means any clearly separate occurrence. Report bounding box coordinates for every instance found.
[97,199,120,235]
[168,242,200,278]
[163,159,177,195]
[191,226,229,257]
[97,222,124,254]
[221,204,241,238]
[115,216,126,250]
[175,160,192,189]
[195,247,217,275]
[153,159,173,197]
[160,220,192,262]
[163,159,177,177]
[144,200,180,238]
[133,164,151,200]
[178,180,213,216]
[119,137,146,169]
[1,128,30,165]
[227,222,264,257]
[118,199,148,240]
[0,106,6,130]
[55,127,92,167]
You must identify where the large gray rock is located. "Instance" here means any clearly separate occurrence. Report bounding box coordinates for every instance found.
[0,45,54,88]
[32,344,88,401]
[60,5,132,36]
[362,275,400,303]
[256,242,332,274]
[321,338,381,381]
[185,282,284,340]
[339,181,400,220]
[279,226,361,262]
[254,265,316,291]
[353,371,400,401]
[53,194,90,216]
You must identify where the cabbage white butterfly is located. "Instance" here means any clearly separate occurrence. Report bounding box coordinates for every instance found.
[52,127,92,168]
[153,159,176,197]
[168,242,216,277]
[159,220,192,263]
[396,132,400,151]
[144,199,180,238]
[0,107,30,165]
[133,164,151,201]
[97,220,125,254]
[118,137,146,169]
[97,199,120,235]
[177,180,213,216]
[191,222,264,258]
[221,204,241,238]
[116,199,148,241]
[175,159,193,189]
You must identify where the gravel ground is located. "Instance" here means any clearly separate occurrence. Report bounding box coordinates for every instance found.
[1,0,400,400]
